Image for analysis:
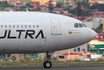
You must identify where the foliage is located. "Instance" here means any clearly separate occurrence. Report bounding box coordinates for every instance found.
[98,4,104,11]
[93,29,101,33]
[25,3,34,8]
[68,9,75,15]
[25,57,31,60]
[37,7,41,11]
[11,55,16,62]
[0,1,9,7]
[24,57,32,62]
[82,0,89,8]
[52,57,58,61]
[97,24,103,29]
[89,3,104,11]
[98,58,104,61]
[1,61,104,66]
[4,57,10,61]
[67,15,73,17]
[74,59,81,62]
[76,2,83,17]
[20,59,25,63]
[15,7,20,11]
[74,0,82,4]
[37,2,39,6]
[0,1,15,7]
[82,9,89,16]
[19,6,26,11]
[48,0,54,13]
[21,0,31,3]
[55,0,64,8]
[56,3,62,8]
[89,3,99,10]
[56,0,64,5]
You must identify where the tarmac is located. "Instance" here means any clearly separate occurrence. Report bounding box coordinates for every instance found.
[0,66,104,70]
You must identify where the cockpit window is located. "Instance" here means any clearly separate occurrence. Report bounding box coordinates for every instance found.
[83,23,87,27]
[74,23,78,28]
[79,23,83,27]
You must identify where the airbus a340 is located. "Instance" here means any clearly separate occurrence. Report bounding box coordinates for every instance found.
[0,12,96,68]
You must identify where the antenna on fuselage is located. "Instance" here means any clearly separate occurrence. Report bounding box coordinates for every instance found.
[26,6,29,12]
[10,10,13,12]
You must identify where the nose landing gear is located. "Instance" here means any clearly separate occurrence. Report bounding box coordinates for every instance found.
[43,52,52,68]
[43,61,52,68]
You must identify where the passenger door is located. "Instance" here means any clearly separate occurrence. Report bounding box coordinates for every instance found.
[50,18,61,35]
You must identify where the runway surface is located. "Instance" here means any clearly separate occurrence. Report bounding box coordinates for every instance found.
[0,66,104,70]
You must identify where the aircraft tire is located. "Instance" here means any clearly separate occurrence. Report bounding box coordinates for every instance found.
[43,61,52,68]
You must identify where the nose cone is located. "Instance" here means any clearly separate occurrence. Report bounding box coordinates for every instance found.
[89,29,97,40]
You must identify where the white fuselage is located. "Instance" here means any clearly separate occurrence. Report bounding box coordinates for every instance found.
[0,12,96,54]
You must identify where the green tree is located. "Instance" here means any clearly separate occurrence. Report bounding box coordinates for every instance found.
[0,1,15,7]
[56,0,64,7]
[86,0,89,3]
[37,7,41,11]
[25,3,34,8]
[21,0,31,3]
[37,2,39,6]
[56,3,61,8]
[11,55,16,62]
[76,2,83,17]
[82,9,89,16]
[89,3,104,11]
[68,9,76,15]
[58,0,64,5]
[81,0,89,16]
[48,0,54,13]
[98,4,104,11]
[4,57,10,61]
[89,3,99,10]
[74,0,82,4]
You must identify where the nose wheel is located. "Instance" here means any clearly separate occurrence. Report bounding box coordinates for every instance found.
[43,61,52,68]
[43,52,53,68]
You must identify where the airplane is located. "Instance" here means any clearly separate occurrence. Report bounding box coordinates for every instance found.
[0,12,96,68]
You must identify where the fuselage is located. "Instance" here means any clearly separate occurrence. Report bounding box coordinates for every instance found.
[0,12,97,54]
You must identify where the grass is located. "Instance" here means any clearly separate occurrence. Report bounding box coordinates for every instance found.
[0,61,104,65]
[0,61,104,67]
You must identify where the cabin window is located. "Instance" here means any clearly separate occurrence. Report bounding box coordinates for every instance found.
[79,23,83,27]
[33,25,35,28]
[13,25,15,28]
[74,23,78,28]
[5,25,7,28]
[83,23,87,27]
[1,25,3,28]
[25,25,27,28]
[21,25,23,28]
[17,25,19,28]
[37,25,39,28]
[29,25,31,28]
[9,25,11,28]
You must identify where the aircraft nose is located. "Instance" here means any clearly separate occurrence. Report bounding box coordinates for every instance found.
[89,29,97,40]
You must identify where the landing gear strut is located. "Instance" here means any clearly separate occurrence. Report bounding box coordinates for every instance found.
[43,52,52,68]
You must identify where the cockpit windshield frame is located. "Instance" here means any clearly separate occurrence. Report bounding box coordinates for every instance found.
[74,23,87,28]
[82,23,87,27]
[79,23,83,27]
[74,23,78,28]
